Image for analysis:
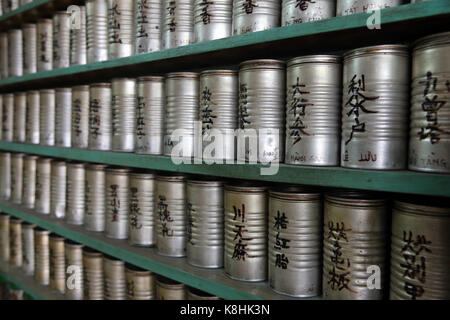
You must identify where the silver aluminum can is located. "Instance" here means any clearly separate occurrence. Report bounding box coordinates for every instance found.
[0,214,9,261]
[70,5,87,65]
[186,179,224,268]
[13,92,26,142]
[285,55,341,166]
[104,256,127,300]
[390,199,450,300]
[21,222,35,276]
[26,90,40,144]
[22,155,38,209]
[66,162,86,226]
[83,248,104,300]
[282,0,336,26]
[224,183,267,282]
[0,33,8,79]
[89,83,112,150]
[125,265,155,300]
[86,0,109,63]
[49,235,66,294]
[156,276,186,300]
[35,158,52,214]
[50,161,67,219]
[10,153,24,204]
[65,241,84,300]
[238,59,285,163]
[34,228,50,286]
[105,168,131,239]
[323,190,388,300]
[135,0,162,54]
[22,23,37,75]
[72,85,90,149]
[8,29,23,77]
[37,19,53,71]
[136,76,165,155]
[232,0,280,35]
[112,78,136,152]
[129,172,156,246]
[39,89,56,146]
[9,218,22,267]
[187,287,221,300]
[108,0,135,59]
[199,70,238,161]
[337,0,404,16]
[164,72,199,158]
[0,152,11,200]
[85,164,108,232]
[53,11,71,69]
[1,0,19,12]
[2,93,13,141]
[162,0,194,49]
[55,88,72,147]
[409,32,450,173]
[341,45,409,170]
[268,187,322,297]
[194,0,232,42]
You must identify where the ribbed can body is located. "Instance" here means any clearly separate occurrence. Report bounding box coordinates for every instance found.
[285,56,341,166]
[136,0,162,53]
[104,257,127,300]
[37,19,53,71]
[323,191,388,300]
[13,92,26,142]
[156,276,186,300]
[337,0,404,16]
[282,0,336,26]
[224,184,267,282]
[0,152,11,200]
[53,12,71,69]
[21,223,35,275]
[50,161,67,219]
[65,242,84,300]
[2,93,13,141]
[186,179,224,268]
[22,23,37,74]
[390,200,450,300]
[232,0,280,35]
[0,33,8,79]
[108,0,135,58]
[85,164,107,232]
[70,5,87,65]
[112,78,136,152]
[83,249,104,300]
[39,89,56,146]
[0,214,10,261]
[162,0,194,49]
[126,266,155,300]
[409,32,450,173]
[55,88,72,147]
[9,218,22,267]
[26,90,40,144]
[8,29,23,77]
[194,0,232,42]
[89,83,112,150]
[341,45,409,170]
[10,153,24,204]
[66,163,86,225]
[35,158,51,214]
[34,229,50,285]
[49,235,66,293]
[22,155,38,209]
[72,85,90,149]
[105,168,130,239]
[86,0,109,63]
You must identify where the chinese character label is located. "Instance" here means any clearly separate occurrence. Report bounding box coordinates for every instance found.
[238,84,250,129]
[289,77,313,145]
[231,204,252,261]
[158,195,173,237]
[273,210,290,270]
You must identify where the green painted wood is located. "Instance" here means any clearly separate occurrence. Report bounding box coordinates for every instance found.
[0,141,449,197]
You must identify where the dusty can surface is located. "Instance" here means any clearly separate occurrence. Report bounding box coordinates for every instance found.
[323,190,388,300]
[49,234,66,294]
[83,248,104,300]
[72,85,90,149]
[35,158,52,214]
[21,222,35,275]
[10,153,24,204]
[86,0,109,62]
[85,164,108,232]
[282,0,335,26]
[22,23,37,74]
[89,83,112,150]
[65,162,86,225]
[408,32,450,173]
[8,29,23,77]
[112,78,136,152]
[37,19,53,71]
[50,160,67,219]
[162,0,194,49]
[2,93,13,141]
[65,241,84,300]
[55,88,72,147]
[0,152,11,200]
[0,214,10,261]
[39,89,56,146]
[53,11,71,69]
[70,5,87,65]
[156,276,186,300]
[136,0,162,54]
[104,256,127,300]
[224,183,268,282]
[187,287,221,300]
[194,0,232,42]
[108,0,135,58]
[341,45,409,170]
[337,0,404,16]
[186,179,224,268]
[125,265,155,300]
[0,33,8,79]
[285,55,342,166]
[34,228,50,285]
[232,0,280,35]
[26,90,40,144]
[105,168,130,239]
[22,155,38,209]
[9,218,22,267]
[13,92,26,142]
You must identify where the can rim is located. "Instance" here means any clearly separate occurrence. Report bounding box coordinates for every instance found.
[165,72,199,78]
[125,264,153,275]
[83,247,103,257]
[11,153,25,158]
[55,87,72,92]
[187,177,224,186]
[287,55,342,66]
[325,190,387,207]
[64,239,84,249]
[67,161,86,168]
[130,172,156,179]
[187,287,220,299]
[394,199,450,217]
[72,85,90,90]
[24,155,39,160]
[239,59,286,70]
[86,163,108,170]
[106,167,132,174]
[344,44,409,60]
[90,82,112,88]
[10,217,23,224]
[37,157,53,163]
[200,70,238,76]
[22,222,36,228]
[137,76,165,82]
[269,187,321,201]
[413,31,450,51]
[156,276,184,288]
[156,174,186,182]
[224,183,267,193]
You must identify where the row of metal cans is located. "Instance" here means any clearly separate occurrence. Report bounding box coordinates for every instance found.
[0,0,32,15]
[0,0,418,77]
[0,151,448,299]
[0,215,221,300]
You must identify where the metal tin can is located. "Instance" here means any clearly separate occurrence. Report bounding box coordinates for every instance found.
[26,90,40,144]
[156,174,187,257]
[22,23,37,75]
[0,152,11,200]
[409,32,450,173]
[268,187,322,297]
[155,276,186,300]
[21,222,35,276]
[108,0,135,58]
[224,183,267,282]
[105,168,130,239]
[49,234,66,294]
[37,19,53,71]
[53,11,71,69]
[104,256,127,300]
[341,45,409,170]
[13,92,26,142]
[112,78,136,152]
[125,265,155,300]
[8,29,23,77]
[2,93,13,142]
[162,0,194,49]
[337,0,404,16]
[390,199,450,300]
[164,72,199,158]
[65,241,84,300]
[136,76,165,155]
[194,0,232,42]
[85,164,108,232]
[135,0,162,54]
[129,172,156,246]
[22,155,38,209]
[35,158,52,214]
[66,162,86,226]
[10,153,24,204]
[186,179,224,268]
[39,89,56,146]
[187,287,221,300]
[199,70,238,161]
[0,214,9,261]
[34,228,50,285]
[72,85,90,149]
[0,33,8,78]
[9,218,22,267]
[83,248,104,300]
[86,0,109,63]
[232,0,280,35]
[282,0,335,26]
[50,160,67,219]
[70,5,87,65]
[1,0,19,12]
[89,83,112,151]
[238,59,286,163]
[55,88,72,147]
[323,190,388,300]
[285,55,341,166]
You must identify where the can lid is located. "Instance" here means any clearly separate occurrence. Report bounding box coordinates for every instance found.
[287,55,342,67]
[90,82,111,88]
[34,227,50,235]
[22,222,36,229]
[67,161,86,168]
[10,217,23,224]
[64,239,84,249]
[130,171,156,179]
[49,233,65,241]
[269,185,321,201]
[325,189,387,207]
[51,160,67,166]
[0,213,10,219]
[187,175,224,186]
[156,275,184,288]
[165,72,199,79]
[125,264,153,276]
[37,157,53,163]
[11,153,25,158]
[83,247,103,258]
[239,59,286,70]
[40,89,56,93]
[137,76,165,82]
[72,85,89,91]
[86,163,108,170]
[103,255,125,265]
[55,87,72,92]
[26,90,40,94]
[106,167,131,174]
[394,197,450,217]
[344,44,409,61]
[225,182,267,193]
[55,10,71,15]
[13,91,26,96]
[156,174,186,182]
[200,70,238,76]
[413,31,450,51]
[111,77,137,82]
[22,23,37,28]
[24,155,39,160]
[37,18,53,23]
